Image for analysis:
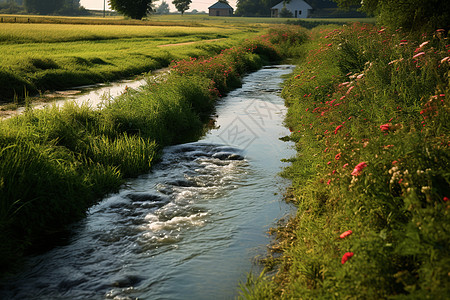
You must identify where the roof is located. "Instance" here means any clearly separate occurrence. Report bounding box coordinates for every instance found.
[272,0,312,10]
[208,2,233,9]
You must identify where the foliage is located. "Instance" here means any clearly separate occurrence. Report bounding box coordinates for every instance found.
[243,23,450,298]
[235,0,279,17]
[332,0,450,30]
[23,0,83,15]
[155,0,169,14]
[108,0,153,19]
[172,0,191,15]
[279,5,293,18]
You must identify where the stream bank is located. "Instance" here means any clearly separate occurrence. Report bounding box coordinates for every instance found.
[0,65,296,299]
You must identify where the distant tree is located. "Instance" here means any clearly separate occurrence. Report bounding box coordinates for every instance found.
[172,0,191,15]
[0,0,24,13]
[24,0,63,14]
[24,0,85,15]
[108,0,153,19]
[218,0,229,3]
[155,0,169,14]
[235,0,279,17]
[279,3,293,17]
[332,0,450,30]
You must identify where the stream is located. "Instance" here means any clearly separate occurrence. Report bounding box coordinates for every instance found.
[0,65,296,300]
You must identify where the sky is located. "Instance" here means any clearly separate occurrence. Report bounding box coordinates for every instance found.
[79,0,237,13]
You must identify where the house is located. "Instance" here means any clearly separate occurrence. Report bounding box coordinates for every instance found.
[271,0,312,18]
[208,1,234,17]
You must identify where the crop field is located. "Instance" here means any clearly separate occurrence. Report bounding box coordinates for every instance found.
[0,17,266,102]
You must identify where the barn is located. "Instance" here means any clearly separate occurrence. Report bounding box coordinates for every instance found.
[208,1,234,17]
[271,0,312,18]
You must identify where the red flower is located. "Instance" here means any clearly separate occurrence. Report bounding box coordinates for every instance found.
[340,230,352,239]
[334,125,343,134]
[351,162,367,176]
[341,252,354,264]
[335,153,341,160]
[444,197,449,202]
[343,163,349,169]
[380,123,391,131]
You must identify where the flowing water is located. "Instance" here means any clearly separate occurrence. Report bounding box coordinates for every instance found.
[0,65,296,300]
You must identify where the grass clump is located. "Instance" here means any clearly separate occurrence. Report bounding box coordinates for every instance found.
[241,24,449,299]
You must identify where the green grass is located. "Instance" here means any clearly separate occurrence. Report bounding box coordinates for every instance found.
[241,24,450,299]
[0,19,264,102]
[0,26,306,274]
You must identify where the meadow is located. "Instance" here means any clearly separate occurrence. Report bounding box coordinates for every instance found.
[241,24,449,299]
[0,16,266,102]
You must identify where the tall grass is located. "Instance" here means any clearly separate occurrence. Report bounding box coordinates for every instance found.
[241,23,449,299]
[0,26,307,273]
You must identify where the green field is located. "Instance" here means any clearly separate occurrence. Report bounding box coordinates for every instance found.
[0,15,268,102]
[0,14,375,103]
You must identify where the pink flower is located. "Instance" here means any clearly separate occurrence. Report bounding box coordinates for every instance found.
[351,162,367,176]
[341,252,354,264]
[380,123,391,131]
[334,125,343,134]
[335,153,341,160]
[340,230,352,239]
[412,52,425,59]
[346,86,355,95]
[327,179,331,185]
[343,163,349,169]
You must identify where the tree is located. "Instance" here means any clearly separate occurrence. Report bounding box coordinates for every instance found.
[235,0,279,17]
[279,3,293,18]
[155,0,169,14]
[108,0,153,19]
[24,0,84,15]
[24,0,63,14]
[332,0,450,30]
[172,0,191,15]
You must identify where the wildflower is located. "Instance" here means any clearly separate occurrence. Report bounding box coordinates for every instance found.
[419,41,429,48]
[444,197,449,202]
[334,125,343,134]
[346,86,355,95]
[335,153,341,160]
[340,230,352,239]
[380,123,391,131]
[441,57,449,64]
[392,160,398,165]
[343,163,349,169]
[341,252,354,264]
[351,162,367,176]
[412,52,425,59]
[327,179,331,185]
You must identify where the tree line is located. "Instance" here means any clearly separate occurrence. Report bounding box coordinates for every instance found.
[0,0,87,15]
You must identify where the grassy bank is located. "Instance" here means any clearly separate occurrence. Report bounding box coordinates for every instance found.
[0,19,262,102]
[0,25,308,274]
[241,23,449,298]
